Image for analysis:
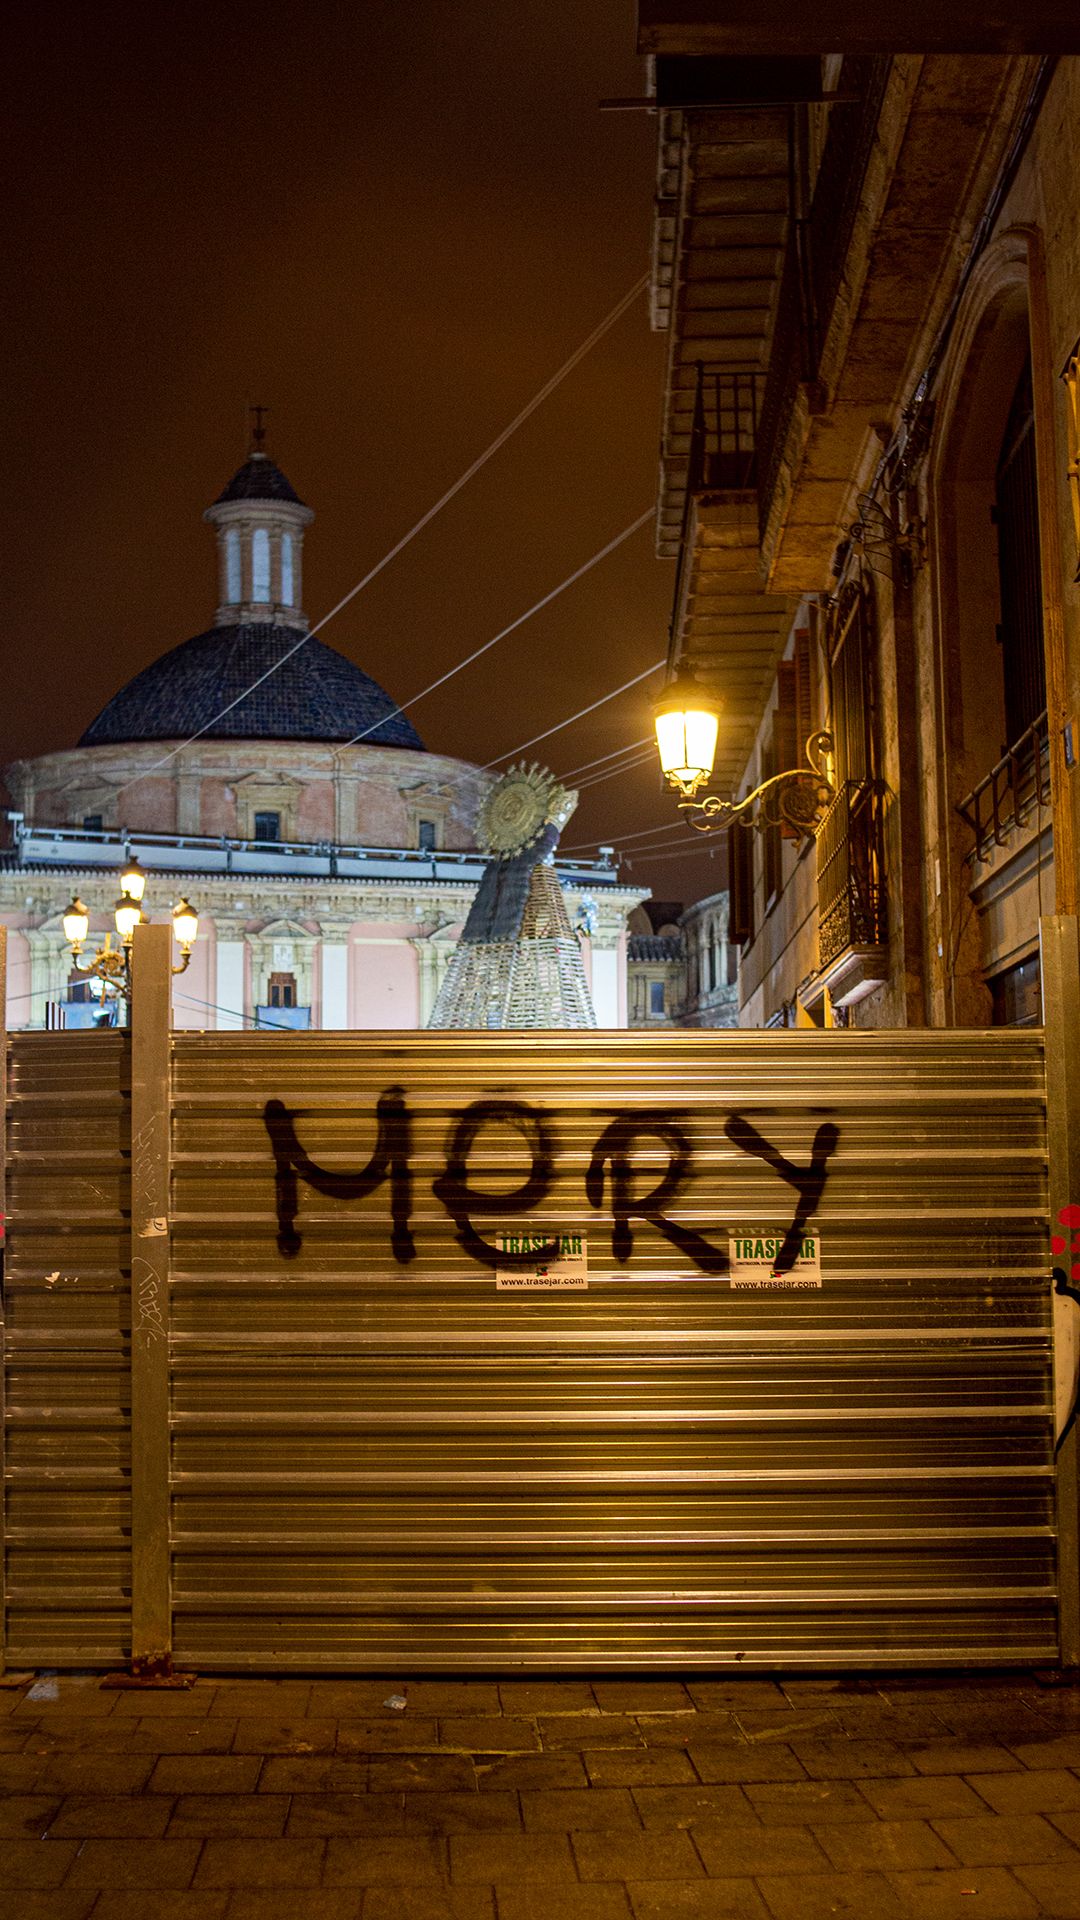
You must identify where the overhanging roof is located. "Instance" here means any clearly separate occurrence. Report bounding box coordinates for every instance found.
[638,2,1080,55]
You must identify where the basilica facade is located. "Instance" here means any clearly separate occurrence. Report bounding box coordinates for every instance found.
[0,448,640,1030]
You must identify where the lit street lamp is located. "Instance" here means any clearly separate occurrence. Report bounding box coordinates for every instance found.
[63,863,199,1016]
[653,667,835,842]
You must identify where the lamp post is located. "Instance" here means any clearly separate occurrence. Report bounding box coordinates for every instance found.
[62,862,199,1021]
[653,668,835,843]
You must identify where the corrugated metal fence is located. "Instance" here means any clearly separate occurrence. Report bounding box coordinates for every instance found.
[2,922,1077,1672]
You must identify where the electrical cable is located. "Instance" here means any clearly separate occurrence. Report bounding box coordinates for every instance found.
[559,734,653,782]
[562,818,690,852]
[573,747,658,792]
[485,659,664,769]
[113,271,650,797]
[172,990,293,1030]
[341,511,652,747]
[623,841,722,868]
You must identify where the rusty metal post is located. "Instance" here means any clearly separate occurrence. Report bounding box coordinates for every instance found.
[1042,914,1080,1666]
[129,923,173,1670]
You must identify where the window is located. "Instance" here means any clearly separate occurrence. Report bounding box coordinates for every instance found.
[1064,335,1080,579]
[268,971,298,1009]
[252,527,271,601]
[762,728,781,905]
[649,979,665,1016]
[82,813,103,832]
[226,527,242,603]
[280,533,294,604]
[68,970,95,1004]
[418,818,437,852]
[728,825,755,947]
[994,359,1046,748]
[829,578,874,786]
[990,953,1041,1028]
[253,810,280,842]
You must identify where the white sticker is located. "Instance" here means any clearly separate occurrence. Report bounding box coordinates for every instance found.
[495,1229,588,1290]
[729,1229,822,1291]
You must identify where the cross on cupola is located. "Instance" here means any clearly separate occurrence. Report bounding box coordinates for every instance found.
[203,417,314,631]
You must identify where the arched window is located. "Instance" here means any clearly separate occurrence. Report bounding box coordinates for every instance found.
[280,533,294,604]
[226,528,242,604]
[994,357,1046,749]
[252,528,271,601]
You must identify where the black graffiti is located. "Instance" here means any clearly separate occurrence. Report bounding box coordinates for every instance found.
[585,1113,730,1272]
[724,1113,840,1275]
[263,1090,840,1275]
[264,1088,415,1262]
[432,1099,559,1270]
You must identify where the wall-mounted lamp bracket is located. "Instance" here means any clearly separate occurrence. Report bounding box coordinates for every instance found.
[679,732,835,843]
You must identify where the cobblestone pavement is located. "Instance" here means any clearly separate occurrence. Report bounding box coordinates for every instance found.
[7,1672,1080,1917]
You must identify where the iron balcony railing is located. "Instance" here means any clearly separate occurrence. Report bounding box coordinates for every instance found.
[685,366,762,496]
[816,779,887,970]
[956,709,1052,863]
[669,365,762,650]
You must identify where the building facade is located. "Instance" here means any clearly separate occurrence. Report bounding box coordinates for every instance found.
[644,42,1080,1031]
[1,448,642,1028]
[627,891,739,1027]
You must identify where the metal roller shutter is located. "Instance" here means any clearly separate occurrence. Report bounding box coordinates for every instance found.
[4,1033,132,1667]
[168,1027,1055,1671]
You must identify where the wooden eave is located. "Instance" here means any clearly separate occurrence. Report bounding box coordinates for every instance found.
[654,105,790,558]
[637,1,1080,55]
[672,492,797,794]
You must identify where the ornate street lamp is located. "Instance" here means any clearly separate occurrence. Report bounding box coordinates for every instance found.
[653,667,721,799]
[653,666,836,843]
[63,867,199,1014]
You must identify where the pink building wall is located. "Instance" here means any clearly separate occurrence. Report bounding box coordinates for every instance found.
[350,938,419,1029]
[5,930,30,1029]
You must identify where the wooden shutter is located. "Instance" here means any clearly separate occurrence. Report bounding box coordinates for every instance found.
[728,825,754,945]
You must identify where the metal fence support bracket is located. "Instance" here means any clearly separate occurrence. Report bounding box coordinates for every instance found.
[129,923,172,1669]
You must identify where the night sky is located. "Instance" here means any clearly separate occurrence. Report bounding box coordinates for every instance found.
[5,0,726,906]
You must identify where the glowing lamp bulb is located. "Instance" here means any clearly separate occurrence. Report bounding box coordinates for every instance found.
[63,897,90,948]
[114,896,144,944]
[653,668,720,798]
[119,855,147,903]
[172,897,199,952]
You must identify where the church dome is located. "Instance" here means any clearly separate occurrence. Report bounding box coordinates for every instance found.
[79,424,424,752]
[79,622,425,749]
[213,450,304,506]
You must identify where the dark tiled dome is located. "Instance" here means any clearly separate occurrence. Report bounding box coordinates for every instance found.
[214,452,304,505]
[79,623,424,749]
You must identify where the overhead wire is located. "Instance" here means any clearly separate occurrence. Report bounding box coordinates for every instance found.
[623,839,723,868]
[113,271,650,798]
[562,818,690,852]
[485,659,664,769]
[573,747,658,792]
[341,511,652,747]
[558,734,652,782]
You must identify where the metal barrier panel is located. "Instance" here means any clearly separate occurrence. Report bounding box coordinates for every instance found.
[4,1033,132,1666]
[167,1028,1054,1671]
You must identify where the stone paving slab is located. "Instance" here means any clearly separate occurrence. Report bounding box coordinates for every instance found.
[6,1671,1080,1914]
